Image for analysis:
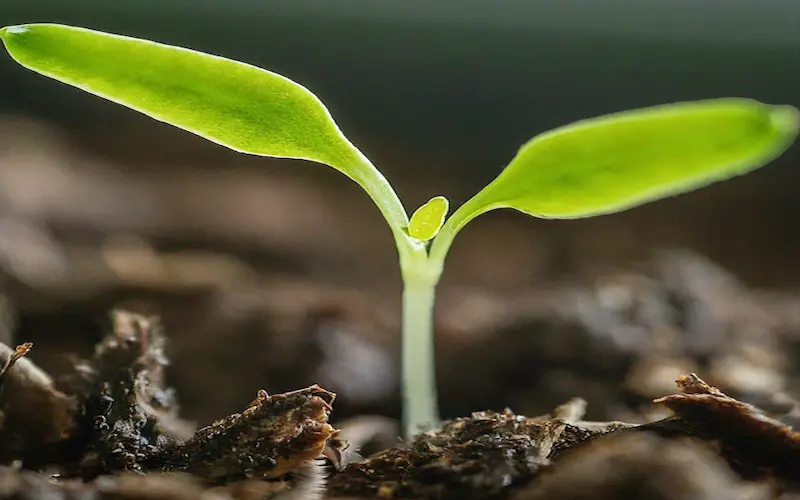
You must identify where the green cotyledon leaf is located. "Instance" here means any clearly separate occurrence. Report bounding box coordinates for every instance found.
[0,23,410,233]
[407,196,449,241]
[465,99,799,220]
[0,24,354,167]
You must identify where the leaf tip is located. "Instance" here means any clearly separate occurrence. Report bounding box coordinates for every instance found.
[1,25,31,50]
[1,25,29,38]
[769,104,800,138]
[428,195,449,209]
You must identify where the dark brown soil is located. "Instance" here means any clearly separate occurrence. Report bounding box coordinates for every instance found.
[2,323,798,499]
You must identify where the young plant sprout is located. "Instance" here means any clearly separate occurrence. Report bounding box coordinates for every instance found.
[2,24,797,438]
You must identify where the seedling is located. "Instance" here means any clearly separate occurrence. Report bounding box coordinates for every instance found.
[2,24,797,438]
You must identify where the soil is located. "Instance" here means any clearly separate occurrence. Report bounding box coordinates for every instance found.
[0,117,799,498]
[1,326,799,499]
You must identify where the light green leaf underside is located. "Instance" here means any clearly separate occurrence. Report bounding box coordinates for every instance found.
[0,23,362,172]
[408,196,449,241]
[474,98,799,219]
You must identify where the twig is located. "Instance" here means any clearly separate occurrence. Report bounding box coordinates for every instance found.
[0,341,33,391]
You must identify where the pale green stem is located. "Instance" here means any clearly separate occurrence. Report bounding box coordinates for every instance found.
[340,144,500,439]
[401,272,441,437]
[343,144,417,255]
[399,191,499,438]
[342,144,441,438]
[344,147,438,295]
